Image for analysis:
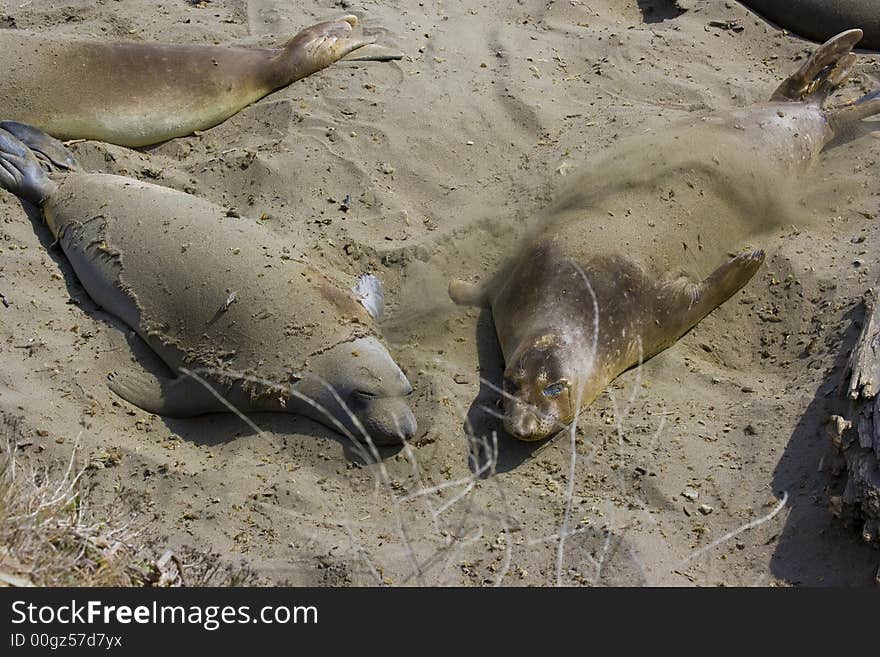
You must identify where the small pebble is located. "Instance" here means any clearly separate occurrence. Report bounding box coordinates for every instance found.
[698,504,714,515]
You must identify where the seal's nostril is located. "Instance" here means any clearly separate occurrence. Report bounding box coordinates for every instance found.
[401,414,417,439]
[384,409,417,443]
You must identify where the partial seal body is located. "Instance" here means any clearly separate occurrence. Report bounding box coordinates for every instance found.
[0,16,382,147]
[451,30,880,441]
[739,1,880,50]
[0,124,415,444]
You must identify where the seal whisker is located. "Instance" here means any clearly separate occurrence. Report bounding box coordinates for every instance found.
[190,366,382,463]
[179,367,269,442]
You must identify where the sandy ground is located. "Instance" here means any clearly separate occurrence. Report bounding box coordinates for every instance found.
[1,0,879,586]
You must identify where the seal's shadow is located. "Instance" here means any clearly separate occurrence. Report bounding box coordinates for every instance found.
[19,200,403,463]
[465,307,548,474]
[636,0,686,24]
[769,303,878,585]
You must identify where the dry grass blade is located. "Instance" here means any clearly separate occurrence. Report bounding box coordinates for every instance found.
[0,421,138,586]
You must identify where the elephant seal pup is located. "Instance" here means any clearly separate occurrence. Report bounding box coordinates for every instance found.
[738,1,880,50]
[0,122,415,444]
[0,15,398,148]
[450,29,880,442]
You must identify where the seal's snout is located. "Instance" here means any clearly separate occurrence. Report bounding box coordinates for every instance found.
[357,396,417,445]
[503,409,556,442]
[393,406,417,441]
[504,413,539,441]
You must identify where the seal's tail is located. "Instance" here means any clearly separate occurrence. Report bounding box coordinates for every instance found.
[0,121,77,205]
[277,16,378,83]
[770,28,862,104]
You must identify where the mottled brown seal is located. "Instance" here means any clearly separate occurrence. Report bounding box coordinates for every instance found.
[451,29,880,441]
[0,15,398,147]
[0,122,415,444]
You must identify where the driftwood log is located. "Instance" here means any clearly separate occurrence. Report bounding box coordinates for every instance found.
[830,289,880,544]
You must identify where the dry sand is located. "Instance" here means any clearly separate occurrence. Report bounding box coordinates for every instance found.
[1,0,879,585]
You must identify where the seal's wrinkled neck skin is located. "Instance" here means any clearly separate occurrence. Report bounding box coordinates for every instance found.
[295,336,416,445]
[502,330,595,441]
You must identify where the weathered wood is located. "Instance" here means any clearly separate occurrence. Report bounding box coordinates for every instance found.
[847,289,880,401]
[832,288,880,544]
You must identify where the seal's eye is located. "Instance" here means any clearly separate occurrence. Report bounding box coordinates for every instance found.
[543,382,567,398]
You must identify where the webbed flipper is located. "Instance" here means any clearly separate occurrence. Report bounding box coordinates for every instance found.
[656,250,765,350]
[107,368,230,418]
[0,121,79,172]
[771,29,862,103]
[0,125,58,205]
[449,278,490,307]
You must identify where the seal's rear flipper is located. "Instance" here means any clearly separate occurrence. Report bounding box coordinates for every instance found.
[341,44,404,62]
[278,15,378,82]
[0,125,57,205]
[0,121,78,172]
[449,278,489,307]
[771,29,862,104]
[828,89,880,131]
[107,369,230,417]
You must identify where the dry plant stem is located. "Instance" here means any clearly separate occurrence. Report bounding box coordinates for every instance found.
[0,428,142,586]
[188,367,430,584]
[676,492,789,568]
[555,263,600,587]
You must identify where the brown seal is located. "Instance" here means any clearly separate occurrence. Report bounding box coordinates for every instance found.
[0,15,399,147]
[451,29,880,441]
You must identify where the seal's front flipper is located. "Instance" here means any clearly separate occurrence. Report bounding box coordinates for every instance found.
[449,278,489,307]
[660,250,765,346]
[771,29,862,103]
[698,250,765,306]
[107,368,230,418]
[353,273,385,320]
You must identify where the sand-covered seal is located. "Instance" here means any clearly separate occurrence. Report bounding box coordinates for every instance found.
[739,1,880,50]
[0,122,416,444]
[0,15,398,148]
[451,29,880,441]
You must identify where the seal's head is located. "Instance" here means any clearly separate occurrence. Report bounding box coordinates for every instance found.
[502,331,582,441]
[301,336,416,445]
